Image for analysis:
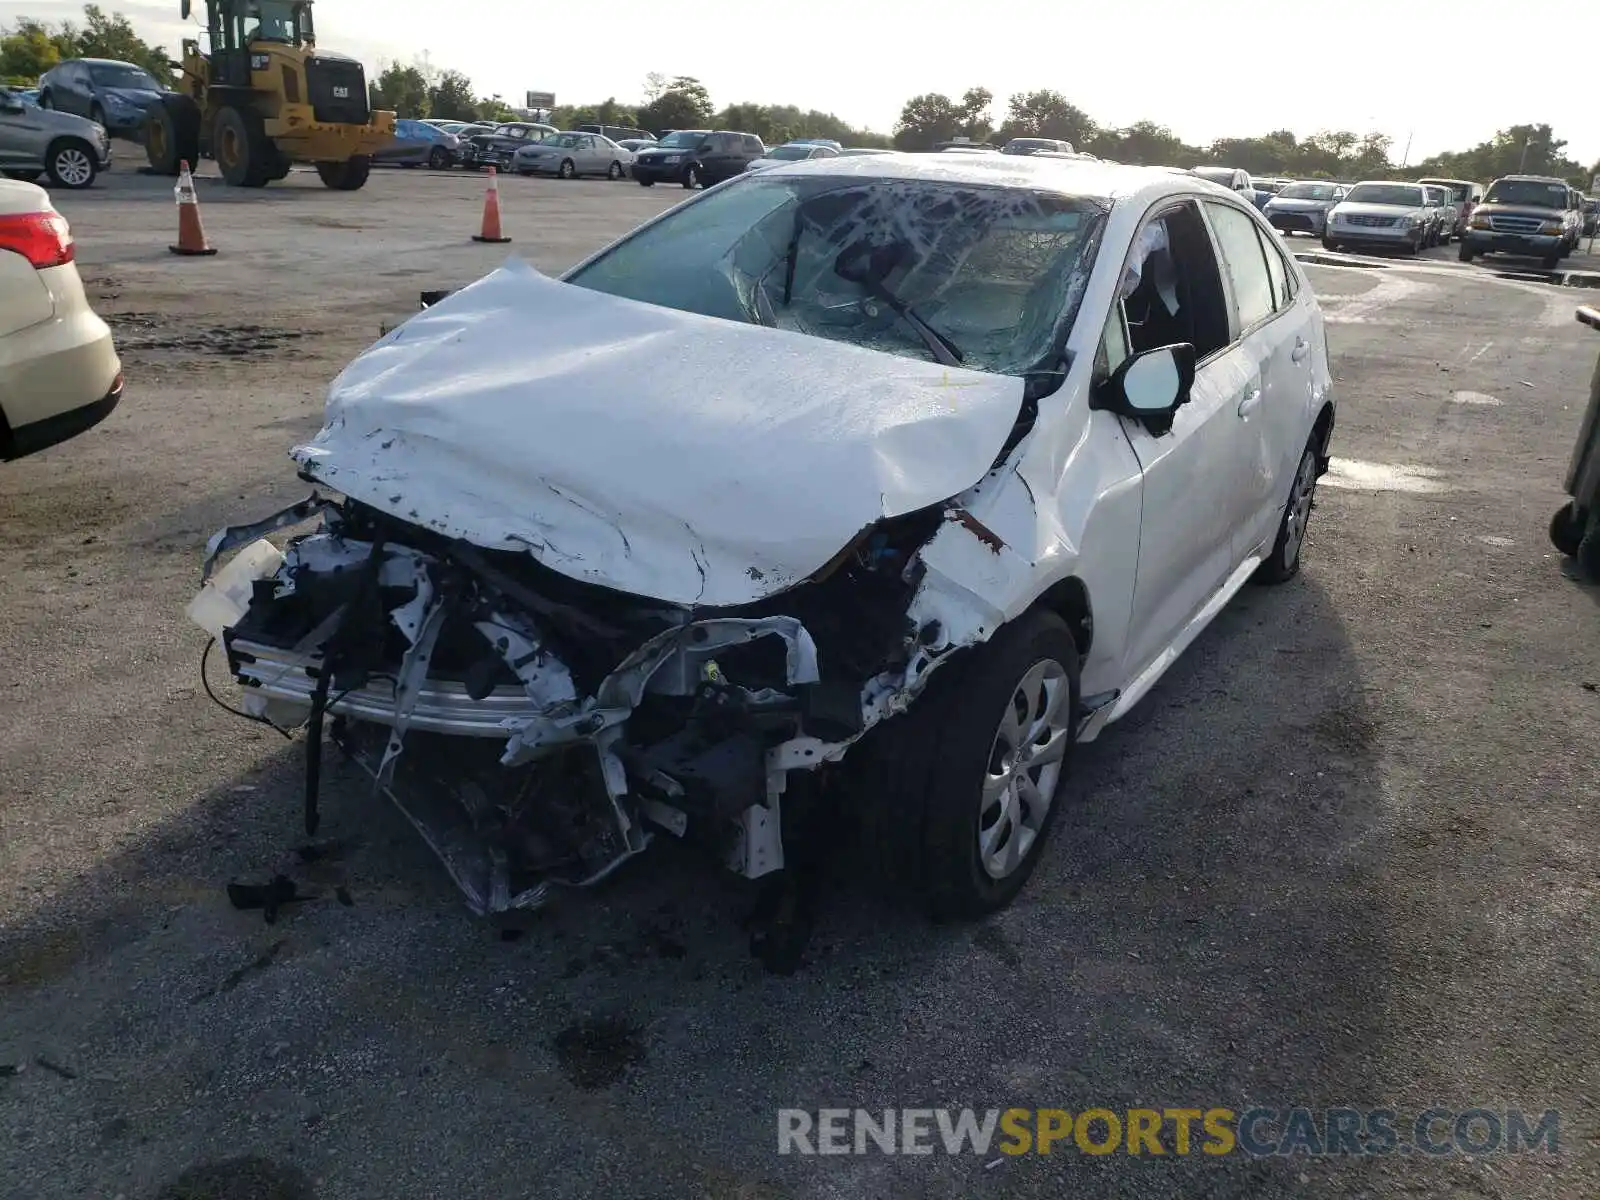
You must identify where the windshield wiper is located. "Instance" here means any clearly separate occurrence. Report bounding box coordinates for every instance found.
[832,240,964,367]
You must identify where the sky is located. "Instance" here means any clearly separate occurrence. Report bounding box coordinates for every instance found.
[6,0,1598,167]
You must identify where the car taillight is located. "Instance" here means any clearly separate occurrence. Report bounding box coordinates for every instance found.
[0,211,75,270]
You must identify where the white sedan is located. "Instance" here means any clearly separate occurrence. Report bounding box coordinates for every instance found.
[196,155,1334,922]
[1,179,122,460]
[745,141,840,172]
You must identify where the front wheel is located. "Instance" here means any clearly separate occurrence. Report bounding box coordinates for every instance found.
[1542,250,1562,269]
[857,609,1079,919]
[428,146,449,170]
[45,139,98,189]
[682,165,700,189]
[1253,439,1321,584]
[607,160,623,180]
[558,158,576,179]
[314,156,371,190]
[1322,237,1338,251]
[1459,242,1476,262]
[637,177,654,187]
[1550,501,1588,557]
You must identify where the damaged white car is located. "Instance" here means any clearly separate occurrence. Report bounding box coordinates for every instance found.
[193,156,1334,925]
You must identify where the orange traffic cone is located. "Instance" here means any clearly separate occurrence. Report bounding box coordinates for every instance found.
[169,161,217,257]
[472,166,511,244]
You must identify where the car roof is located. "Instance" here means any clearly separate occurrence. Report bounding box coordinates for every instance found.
[70,57,144,67]
[754,152,1227,206]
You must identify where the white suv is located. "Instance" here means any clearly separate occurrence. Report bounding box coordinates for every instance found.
[0,179,122,460]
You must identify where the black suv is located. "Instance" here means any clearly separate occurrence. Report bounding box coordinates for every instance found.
[631,129,765,188]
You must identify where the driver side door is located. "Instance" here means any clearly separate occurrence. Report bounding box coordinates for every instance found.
[1102,199,1261,679]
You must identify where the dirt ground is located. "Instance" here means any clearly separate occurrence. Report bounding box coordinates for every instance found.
[1,163,1597,1200]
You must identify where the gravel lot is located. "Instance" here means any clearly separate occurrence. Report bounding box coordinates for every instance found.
[1,164,1597,1200]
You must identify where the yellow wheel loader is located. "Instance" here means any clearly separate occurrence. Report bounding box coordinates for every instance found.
[143,0,395,188]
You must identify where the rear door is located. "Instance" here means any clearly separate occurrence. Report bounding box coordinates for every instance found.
[1202,199,1313,557]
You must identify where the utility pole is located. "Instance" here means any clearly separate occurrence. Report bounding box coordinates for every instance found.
[1519,137,1534,172]
[1400,130,1414,169]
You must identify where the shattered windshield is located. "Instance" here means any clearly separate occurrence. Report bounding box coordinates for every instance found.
[567,175,1106,378]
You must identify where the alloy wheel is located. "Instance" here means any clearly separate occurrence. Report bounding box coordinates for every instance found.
[54,147,93,187]
[978,658,1071,880]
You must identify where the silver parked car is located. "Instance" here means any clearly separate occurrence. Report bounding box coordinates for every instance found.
[512,131,632,179]
[1324,181,1431,255]
[1420,183,1453,245]
[0,86,113,189]
[1263,180,1347,238]
[744,141,840,172]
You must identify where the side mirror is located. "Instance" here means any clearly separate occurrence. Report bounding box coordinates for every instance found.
[1093,344,1196,424]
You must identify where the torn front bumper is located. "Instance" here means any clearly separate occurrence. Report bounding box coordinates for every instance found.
[194,497,968,915]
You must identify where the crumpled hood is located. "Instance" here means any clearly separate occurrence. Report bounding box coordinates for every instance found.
[102,86,162,105]
[292,260,1025,608]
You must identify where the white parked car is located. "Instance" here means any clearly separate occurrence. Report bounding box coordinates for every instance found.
[1323,181,1431,254]
[745,141,840,172]
[196,155,1334,923]
[0,178,122,460]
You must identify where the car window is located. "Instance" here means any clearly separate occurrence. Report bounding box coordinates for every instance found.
[1257,224,1293,311]
[1115,202,1231,364]
[1204,201,1276,332]
[742,135,762,154]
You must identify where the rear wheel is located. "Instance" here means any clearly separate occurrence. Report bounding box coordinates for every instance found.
[45,139,98,189]
[314,156,372,190]
[1253,439,1320,584]
[213,105,271,187]
[144,93,202,175]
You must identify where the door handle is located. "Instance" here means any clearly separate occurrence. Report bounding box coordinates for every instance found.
[1291,337,1311,363]
[1238,388,1263,417]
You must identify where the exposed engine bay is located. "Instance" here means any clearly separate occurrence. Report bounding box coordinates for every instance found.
[198,491,977,916]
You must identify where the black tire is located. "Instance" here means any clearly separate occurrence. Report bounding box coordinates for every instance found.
[1253,438,1321,584]
[682,164,700,189]
[557,157,576,179]
[314,156,371,190]
[428,146,450,170]
[1578,525,1600,582]
[2,170,41,182]
[1459,242,1476,262]
[856,609,1080,919]
[1322,237,1338,251]
[637,177,654,187]
[1550,501,1588,557]
[400,160,418,168]
[607,160,623,180]
[144,93,202,175]
[265,147,293,181]
[213,105,271,187]
[44,139,98,189]
[1542,250,1561,269]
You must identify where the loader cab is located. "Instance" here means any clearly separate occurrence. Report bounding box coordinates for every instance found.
[183,0,314,87]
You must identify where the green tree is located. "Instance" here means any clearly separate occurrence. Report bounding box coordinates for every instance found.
[475,94,516,123]
[892,88,990,150]
[73,5,172,78]
[426,69,477,121]
[0,19,68,79]
[637,75,712,132]
[369,62,428,117]
[1090,121,1199,165]
[995,89,1095,149]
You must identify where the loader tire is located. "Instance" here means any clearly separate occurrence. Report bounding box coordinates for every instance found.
[315,156,372,191]
[213,105,271,187]
[144,93,202,176]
